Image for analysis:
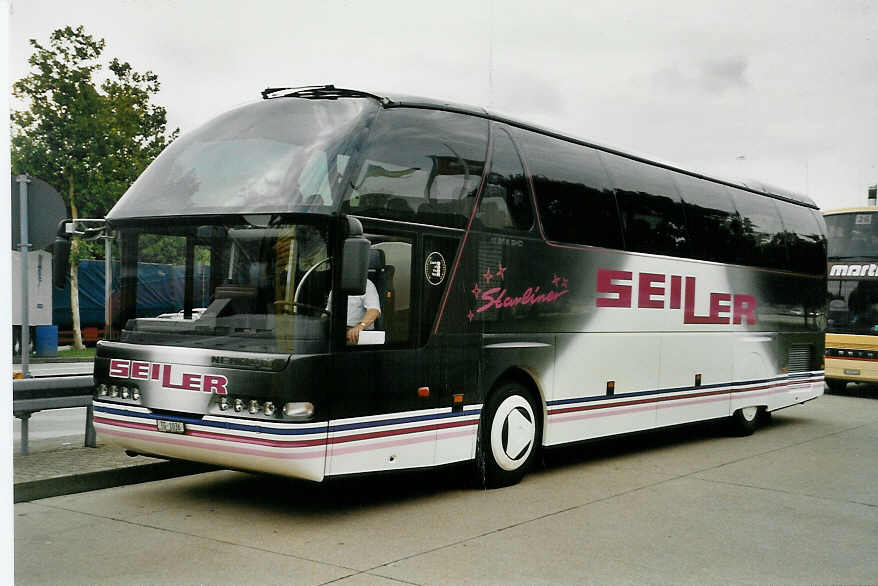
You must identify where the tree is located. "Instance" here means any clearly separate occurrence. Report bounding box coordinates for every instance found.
[11,25,178,349]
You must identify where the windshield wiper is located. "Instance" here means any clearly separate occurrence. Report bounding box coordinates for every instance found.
[261,84,388,103]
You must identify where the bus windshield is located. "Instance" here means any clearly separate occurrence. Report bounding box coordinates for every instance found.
[115,217,333,354]
[825,212,878,259]
[108,98,378,219]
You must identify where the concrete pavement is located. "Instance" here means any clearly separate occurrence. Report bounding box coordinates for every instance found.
[13,387,878,585]
[12,432,214,502]
[11,360,211,502]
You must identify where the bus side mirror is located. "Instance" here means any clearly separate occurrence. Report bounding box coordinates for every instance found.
[340,237,369,295]
[53,221,71,290]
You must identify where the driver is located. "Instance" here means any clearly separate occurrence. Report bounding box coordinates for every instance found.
[325,280,381,344]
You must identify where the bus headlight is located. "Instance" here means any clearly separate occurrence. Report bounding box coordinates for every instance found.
[218,397,229,411]
[234,398,244,412]
[249,400,260,414]
[132,388,141,401]
[283,402,314,420]
[264,401,276,416]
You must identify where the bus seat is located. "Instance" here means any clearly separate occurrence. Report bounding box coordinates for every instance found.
[368,248,394,335]
[387,197,412,213]
[477,197,513,229]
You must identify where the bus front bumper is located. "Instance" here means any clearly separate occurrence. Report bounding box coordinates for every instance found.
[825,357,878,383]
[93,400,328,481]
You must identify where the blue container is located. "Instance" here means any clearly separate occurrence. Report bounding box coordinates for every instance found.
[35,325,58,357]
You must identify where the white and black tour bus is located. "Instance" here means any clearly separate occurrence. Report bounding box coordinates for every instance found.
[59,85,827,487]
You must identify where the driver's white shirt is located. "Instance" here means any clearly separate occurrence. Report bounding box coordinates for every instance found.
[326,279,381,328]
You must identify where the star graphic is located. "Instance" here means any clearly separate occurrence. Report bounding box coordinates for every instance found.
[496,263,507,280]
[471,283,481,298]
[467,309,474,322]
[552,273,560,287]
[562,277,568,289]
[483,267,494,283]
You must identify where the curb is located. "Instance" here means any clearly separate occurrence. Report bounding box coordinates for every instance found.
[14,461,216,503]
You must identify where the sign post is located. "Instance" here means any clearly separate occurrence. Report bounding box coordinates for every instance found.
[11,174,67,375]
[17,174,31,378]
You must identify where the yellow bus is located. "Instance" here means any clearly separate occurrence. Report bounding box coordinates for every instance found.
[824,206,878,390]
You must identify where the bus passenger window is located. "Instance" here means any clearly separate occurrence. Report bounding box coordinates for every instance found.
[343,108,489,229]
[476,126,533,231]
[777,202,826,275]
[673,174,738,263]
[729,190,788,269]
[513,130,622,249]
[600,153,690,257]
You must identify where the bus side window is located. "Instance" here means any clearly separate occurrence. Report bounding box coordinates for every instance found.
[729,189,788,270]
[513,130,622,249]
[777,202,826,275]
[476,126,533,232]
[343,108,489,229]
[599,153,690,257]
[673,174,738,263]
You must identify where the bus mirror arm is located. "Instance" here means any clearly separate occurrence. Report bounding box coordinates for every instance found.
[51,217,107,289]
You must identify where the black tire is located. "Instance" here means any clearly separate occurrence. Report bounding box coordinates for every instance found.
[474,382,542,488]
[729,406,761,436]
[826,379,848,393]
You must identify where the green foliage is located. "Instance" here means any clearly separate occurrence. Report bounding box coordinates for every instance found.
[10,25,179,248]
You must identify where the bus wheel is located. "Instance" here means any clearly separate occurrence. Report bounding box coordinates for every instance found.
[729,406,761,436]
[476,383,541,488]
[826,379,848,393]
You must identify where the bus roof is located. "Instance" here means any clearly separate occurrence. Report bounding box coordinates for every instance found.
[360,88,819,210]
[823,207,878,216]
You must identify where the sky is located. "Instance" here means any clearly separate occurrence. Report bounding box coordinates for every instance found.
[6,0,878,211]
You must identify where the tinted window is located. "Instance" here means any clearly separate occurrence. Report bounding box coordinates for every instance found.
[343,108,489,228]
[729,189,788,269]
[599,153,689,256]
[514,130,622,248]
[673,174,738,263]
[110,98,376,219]
[825,212,878,259]
[827,279,878,334]
[777,203,826,274]
[476,126,533,231]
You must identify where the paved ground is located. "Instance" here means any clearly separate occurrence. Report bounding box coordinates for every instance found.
[12,387,878,585]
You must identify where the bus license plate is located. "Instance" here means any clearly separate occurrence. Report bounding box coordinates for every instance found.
[844,369,861,376]
[156,420,185,434]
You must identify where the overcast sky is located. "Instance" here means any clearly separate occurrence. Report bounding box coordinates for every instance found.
[7,0,877,210]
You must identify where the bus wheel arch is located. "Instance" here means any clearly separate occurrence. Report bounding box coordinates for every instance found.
[474,370,544,488]
[729,405,765,436]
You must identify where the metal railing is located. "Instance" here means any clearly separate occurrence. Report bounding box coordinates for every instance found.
[13,375,96,455]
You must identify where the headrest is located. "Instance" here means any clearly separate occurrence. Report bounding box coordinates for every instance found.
[368,248,385,270]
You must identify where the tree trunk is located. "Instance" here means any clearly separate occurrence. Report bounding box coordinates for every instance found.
[69,176,85,350]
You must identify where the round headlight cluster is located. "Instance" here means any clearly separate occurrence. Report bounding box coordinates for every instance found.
[216,396,312,420]
[97,383,141,402]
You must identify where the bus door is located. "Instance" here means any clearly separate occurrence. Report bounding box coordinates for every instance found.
[326,232,436,476]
